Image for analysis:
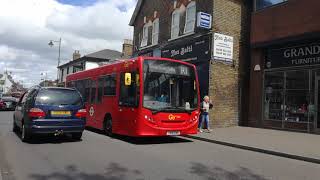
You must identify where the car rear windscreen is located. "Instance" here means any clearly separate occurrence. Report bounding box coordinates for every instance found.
[35,89,82,106]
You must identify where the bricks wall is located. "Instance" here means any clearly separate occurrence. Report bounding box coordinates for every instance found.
[209,0,250,128]
[251,0,320,45]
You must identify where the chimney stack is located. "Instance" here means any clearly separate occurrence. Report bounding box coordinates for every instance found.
[73,50,81,60]
[122,39,133,58]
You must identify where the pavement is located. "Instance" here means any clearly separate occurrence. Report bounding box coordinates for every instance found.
[1,111,320,180]
[187,127,320,164]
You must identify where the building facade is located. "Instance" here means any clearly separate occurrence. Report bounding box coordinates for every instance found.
[58,49,123,85]
[130,0,251,128]
[0,72,13,96]
[248,0,320,133]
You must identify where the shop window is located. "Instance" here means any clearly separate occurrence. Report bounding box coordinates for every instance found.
[152,18,159,45]
[184,1,196,34]
[171,9,180,39]
[284,71,309,123]
[264,72,284,121]
[255,0,287,11]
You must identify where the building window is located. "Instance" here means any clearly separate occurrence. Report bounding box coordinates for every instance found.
[264,70,312,130]
[171,9,180,39]
[255,0,287,11]
[184,1,196,34]
[152,18,159,45]
[141,24,149,47]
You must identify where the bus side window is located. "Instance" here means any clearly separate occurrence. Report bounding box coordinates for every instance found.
[84,80,91,103]
[90,80,97,104]
[75,80,86,102]
[119,72,138,107]
[104,74,116,96]
[97,77,104,103]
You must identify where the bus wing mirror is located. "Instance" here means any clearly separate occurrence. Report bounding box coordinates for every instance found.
[125,73,132,86]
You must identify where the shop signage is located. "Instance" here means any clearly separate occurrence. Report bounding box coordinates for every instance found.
[138,50,153,57]
[213,33,234,62]
[266,43,320,69]
[161,35,211,62]
[197,12,212,29]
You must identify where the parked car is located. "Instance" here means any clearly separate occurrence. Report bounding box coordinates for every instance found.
[13,86,86,142]
[1,96,18,111]
[0,99,6,110]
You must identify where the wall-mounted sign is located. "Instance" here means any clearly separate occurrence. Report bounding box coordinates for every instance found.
[138,50,153,57]
[213,33,234,62]
[197,12,212,29]
[266,43,320,69]
[161,35,211,62]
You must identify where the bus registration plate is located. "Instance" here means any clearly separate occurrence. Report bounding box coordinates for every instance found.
[166,131,180,136]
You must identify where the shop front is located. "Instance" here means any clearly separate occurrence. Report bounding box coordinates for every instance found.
[161,34,211,98]
[263,42,320,133]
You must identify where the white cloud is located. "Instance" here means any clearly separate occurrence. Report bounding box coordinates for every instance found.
[0,0,135,87]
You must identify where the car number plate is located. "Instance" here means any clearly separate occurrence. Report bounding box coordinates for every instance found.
[51,111,71,116]
[166,131,181,136]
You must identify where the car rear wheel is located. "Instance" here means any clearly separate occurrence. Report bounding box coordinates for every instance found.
[71,132,83,140]
[21,124,31,142]
[104,118,113,137]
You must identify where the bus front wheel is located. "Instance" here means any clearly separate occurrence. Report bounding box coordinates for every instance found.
[104,117,113,137]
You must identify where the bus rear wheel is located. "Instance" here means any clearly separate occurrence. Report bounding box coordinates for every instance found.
[104,118,113,137]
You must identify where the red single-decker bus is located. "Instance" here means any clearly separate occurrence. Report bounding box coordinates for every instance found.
[66,56,200,137]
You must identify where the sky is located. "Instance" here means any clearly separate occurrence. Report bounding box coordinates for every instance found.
[0,0,136,87]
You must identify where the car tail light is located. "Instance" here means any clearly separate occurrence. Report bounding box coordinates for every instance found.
[75,109,86,118]
[28,108,46,118]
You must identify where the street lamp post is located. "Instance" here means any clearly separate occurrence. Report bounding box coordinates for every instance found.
[48,38,62,83]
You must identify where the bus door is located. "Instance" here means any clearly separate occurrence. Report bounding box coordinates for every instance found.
[117,71,140,134]
[87,79,98,128]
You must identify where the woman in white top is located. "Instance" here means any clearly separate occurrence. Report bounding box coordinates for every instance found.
[198,96,213,133]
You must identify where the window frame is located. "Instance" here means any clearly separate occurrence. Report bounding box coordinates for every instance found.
[152,18,159,45]
[255,0,288,11]
[184,1,196,34]
[141,24,149,47]
[171,9,180,39]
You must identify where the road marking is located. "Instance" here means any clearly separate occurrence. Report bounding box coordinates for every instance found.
[0,171,2,180]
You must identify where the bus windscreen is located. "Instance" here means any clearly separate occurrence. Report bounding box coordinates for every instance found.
[143,60,198,113]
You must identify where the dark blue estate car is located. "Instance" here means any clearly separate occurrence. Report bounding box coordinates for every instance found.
[13,86,86,142]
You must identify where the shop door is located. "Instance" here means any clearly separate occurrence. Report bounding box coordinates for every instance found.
[314,76,320,132]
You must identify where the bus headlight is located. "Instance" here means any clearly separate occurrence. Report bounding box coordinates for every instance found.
[145,115,155,123]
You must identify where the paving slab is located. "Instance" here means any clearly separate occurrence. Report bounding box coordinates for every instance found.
[187,127,320,164]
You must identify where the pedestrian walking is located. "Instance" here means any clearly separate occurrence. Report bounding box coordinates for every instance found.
[198,96,213,133]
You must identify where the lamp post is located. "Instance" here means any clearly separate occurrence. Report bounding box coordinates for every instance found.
[48,38,62,83]
[40,72,47,87]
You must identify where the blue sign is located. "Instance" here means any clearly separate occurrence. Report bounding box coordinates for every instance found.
[197,12,212,29]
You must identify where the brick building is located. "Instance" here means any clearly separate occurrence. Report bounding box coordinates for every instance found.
[248,0,320,133]
[129,0,251,128]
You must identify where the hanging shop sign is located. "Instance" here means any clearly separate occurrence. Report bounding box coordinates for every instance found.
[213,33,234,62]
[197,12,212,29]
[161,35,211,62]
[266,43,320,69]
